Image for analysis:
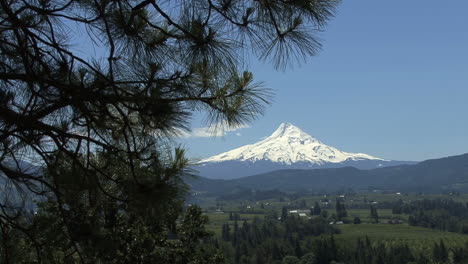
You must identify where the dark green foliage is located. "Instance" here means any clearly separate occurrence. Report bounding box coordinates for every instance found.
[220,214,337,263]
[283,256,300,264]
[0,154,223,263]
[391,199,404,214]
[353,217,361,224]
[215,208,468,264]
[433,239,448,263]
[321,210,329,219]
[0,0,340,262]
[313,202,322,216]
[299,253,316,264]
[335,200,347,220]
[452,243,468,264]
[407,199,468,233]
[282,206,289,222]
[314,236,337,264]
[349,237,414,264]
[222,223,231,241]
[229,212,241,221]
[370,206,379,223]
[415,253,430,264]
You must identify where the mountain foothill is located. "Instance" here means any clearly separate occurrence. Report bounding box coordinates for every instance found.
[190,123,468,193]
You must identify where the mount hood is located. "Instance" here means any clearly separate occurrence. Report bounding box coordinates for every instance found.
[196,123,414,179]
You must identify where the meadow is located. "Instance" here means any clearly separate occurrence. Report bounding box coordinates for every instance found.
[200,191,468,251]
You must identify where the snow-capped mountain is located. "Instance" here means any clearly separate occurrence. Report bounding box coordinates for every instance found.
[195,123,414,179]
[201,123,384,165]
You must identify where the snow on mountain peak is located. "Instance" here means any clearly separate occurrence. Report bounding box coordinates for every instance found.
[200,123,384,165]
[269,123,320,142]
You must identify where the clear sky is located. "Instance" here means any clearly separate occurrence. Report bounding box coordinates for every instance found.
[180,0,468,162]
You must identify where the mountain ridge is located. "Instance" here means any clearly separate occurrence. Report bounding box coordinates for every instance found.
[188,153,468,194]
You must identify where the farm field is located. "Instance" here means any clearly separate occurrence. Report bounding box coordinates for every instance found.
[201,191,468,246]
[336,224,468,248]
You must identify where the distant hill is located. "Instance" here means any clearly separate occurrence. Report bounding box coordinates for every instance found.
[195,123,414,179]
[188,153,468,194]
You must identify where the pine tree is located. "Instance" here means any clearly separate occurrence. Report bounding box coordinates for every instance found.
[313,201,322,215]
[438,239,448,262]
[235,243,242,264]
[370,206,379,223]
[433,241,441,262]
[233,219,239,246]
[329,235,338,261]
[256,248,268,264]
[336,200,347,220]
[283,256,300,264]
[282,206,289,222]
[416,253,430,264]
[321,210,329,218]
[222,223,231,241]
[299,253,316,264]
[294,239,303,258]
[0,0,339,262]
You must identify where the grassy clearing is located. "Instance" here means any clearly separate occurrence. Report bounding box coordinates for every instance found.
[199,192,468,252]
[335,223,468,252]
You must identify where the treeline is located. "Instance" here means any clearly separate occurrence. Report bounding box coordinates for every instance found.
[218,214,339,263]
[217,217,468,264]
[392,199,468,234]
[343,238,468,264]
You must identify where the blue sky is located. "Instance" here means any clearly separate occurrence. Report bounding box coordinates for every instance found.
[180,0,468,162]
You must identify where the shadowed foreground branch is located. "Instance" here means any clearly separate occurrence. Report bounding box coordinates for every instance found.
[0,0,339,262]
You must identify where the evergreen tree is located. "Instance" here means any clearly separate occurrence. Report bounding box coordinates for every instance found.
[294,239,303,258]
[433,241,441,262]
[388,243,414,263]
[283,256,300,264]
[329,235,338,261]
[335,200,347,220]
[299,253,317,264]
[0,0,339,262]
[222,223,231,241]
[438,239,448,263]
[370,206,379,223]
[235,243,242,264]
[314,236,337,264]
[313,201,322,215]
[233,219,239,246]
[282,206,289,222]
[416,253,430,264]
[256,248,268,264]
[452,243,468,264]
[392,199,404,214]
[321,210,329,219]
